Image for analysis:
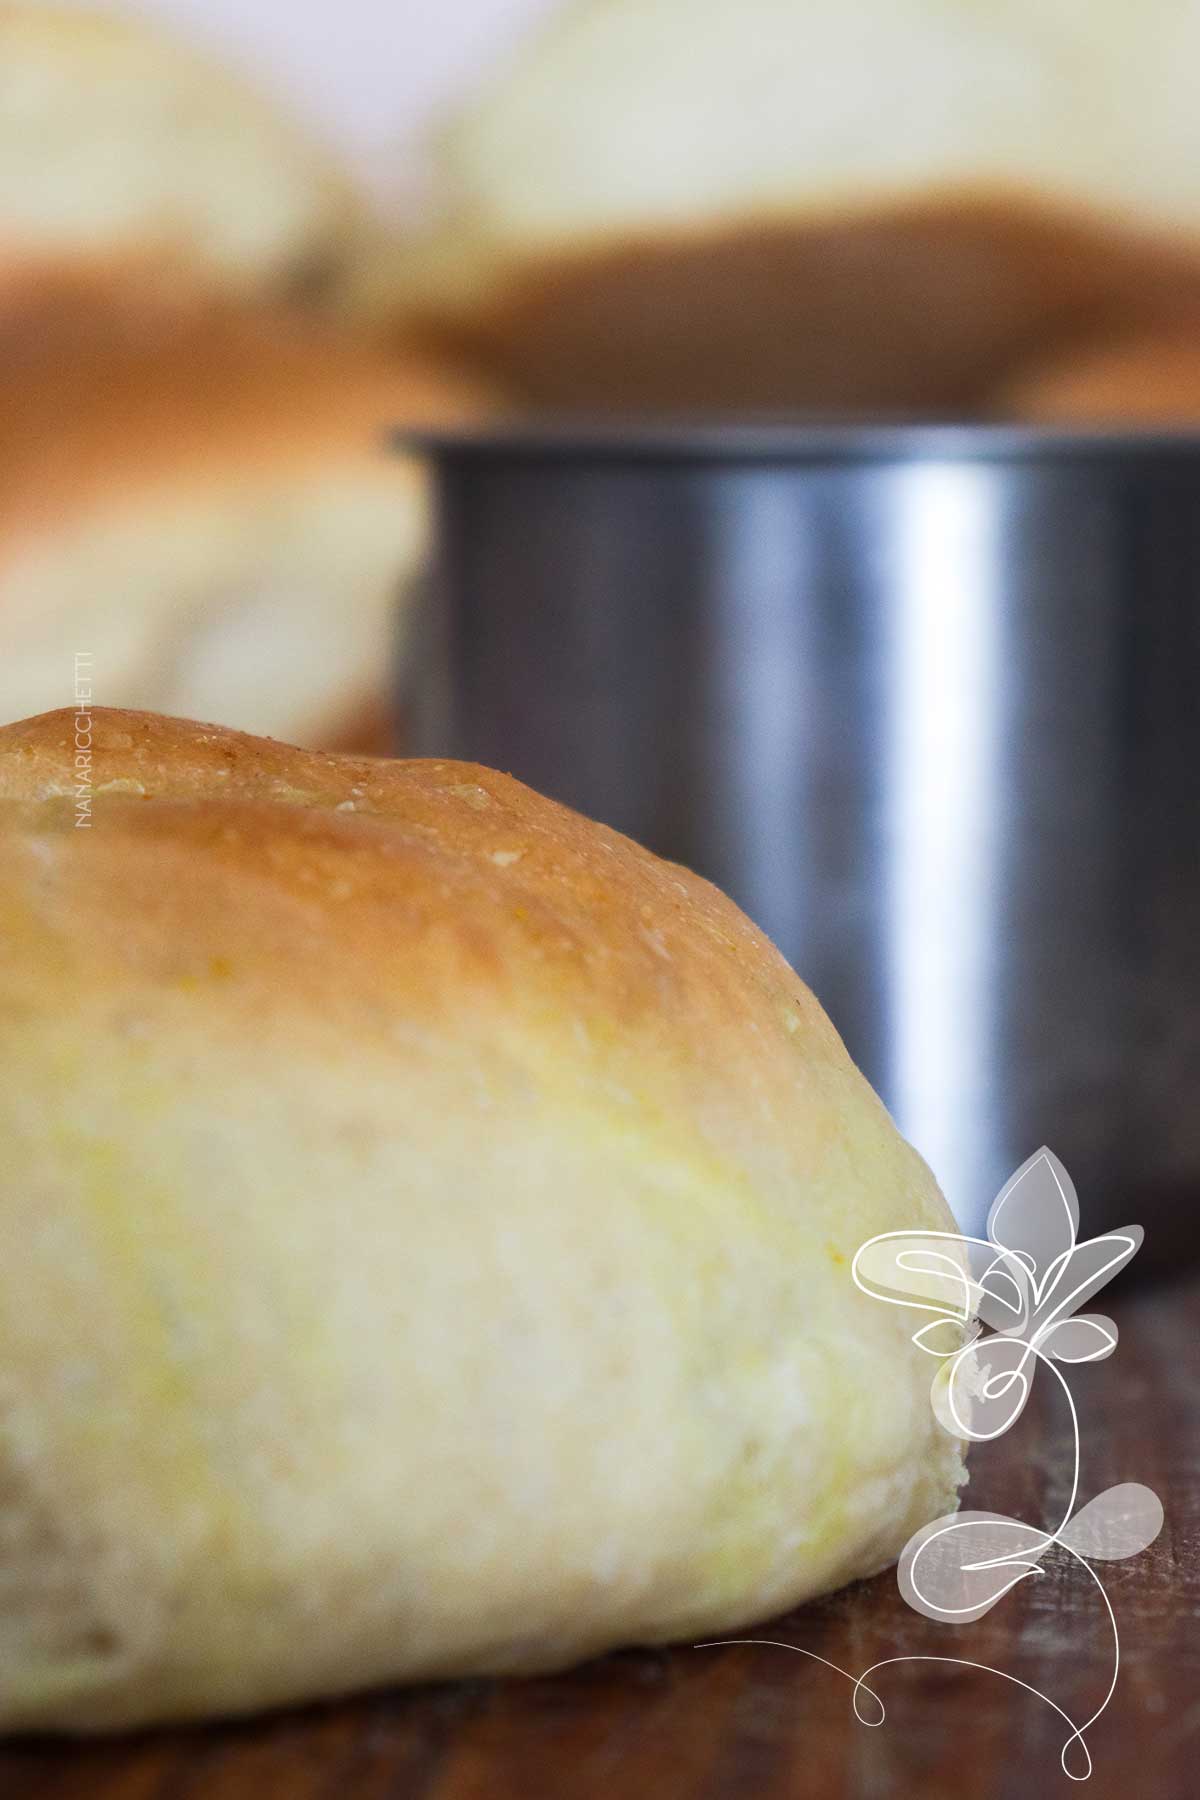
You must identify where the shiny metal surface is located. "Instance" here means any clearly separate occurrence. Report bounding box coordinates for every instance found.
[407,428,1200,1249]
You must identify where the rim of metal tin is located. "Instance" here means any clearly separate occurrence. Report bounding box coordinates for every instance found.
[400,418,1200,467]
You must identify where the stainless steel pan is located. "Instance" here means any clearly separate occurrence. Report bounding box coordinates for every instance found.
[406,425,1200,1256]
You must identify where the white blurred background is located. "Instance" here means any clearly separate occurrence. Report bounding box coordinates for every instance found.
[47,0,562,200]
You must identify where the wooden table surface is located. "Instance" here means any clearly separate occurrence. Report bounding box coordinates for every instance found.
[2,1269,1195,1800]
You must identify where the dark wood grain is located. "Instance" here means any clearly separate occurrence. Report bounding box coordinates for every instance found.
[2,1272,1195,1800]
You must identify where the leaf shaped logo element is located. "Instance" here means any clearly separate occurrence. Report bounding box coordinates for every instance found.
[1026,1228,1142,1349]
[1058,1486,1164,1561]
[898,1487,1163,1626]
[982,1147,1142,1344]
[851,1231,978,1336]
[987,1145,1080,1294]
[1036,1315,1118,1364]
[898,1511,1051,1623]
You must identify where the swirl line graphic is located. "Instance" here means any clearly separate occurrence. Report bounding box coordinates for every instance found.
[696,1148,1162,1782]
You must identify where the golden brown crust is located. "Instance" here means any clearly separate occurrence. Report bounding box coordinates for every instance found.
[0,704,876,1192]
[0,705,951,1371]
[2,707,944,1460]
[401,193,1200,416]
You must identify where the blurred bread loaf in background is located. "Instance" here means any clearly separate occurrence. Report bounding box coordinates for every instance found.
[391,0,1200,417]
[0,4,503,752]
[3,0,1200,763]
[0,1,394,317]
[0,285,493,748]
[995,326,1200,424]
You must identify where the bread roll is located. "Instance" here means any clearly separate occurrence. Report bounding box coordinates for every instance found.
[0,706,964,1732]
[393,0,1200,414]
[0,291,493,749]
[995,324,1200,422]
[0,3,386,314]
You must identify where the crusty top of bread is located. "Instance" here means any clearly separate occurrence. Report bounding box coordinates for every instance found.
[0,705,942,1231]
[0,703,832,1043]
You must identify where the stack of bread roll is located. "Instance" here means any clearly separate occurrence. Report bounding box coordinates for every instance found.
[0,3,496,751]
[0,282,491,750]
[5,0,1200,751]
[391,0,1200,424]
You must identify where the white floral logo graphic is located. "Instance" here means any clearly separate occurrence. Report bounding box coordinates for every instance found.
[700,1148,1161,1782]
